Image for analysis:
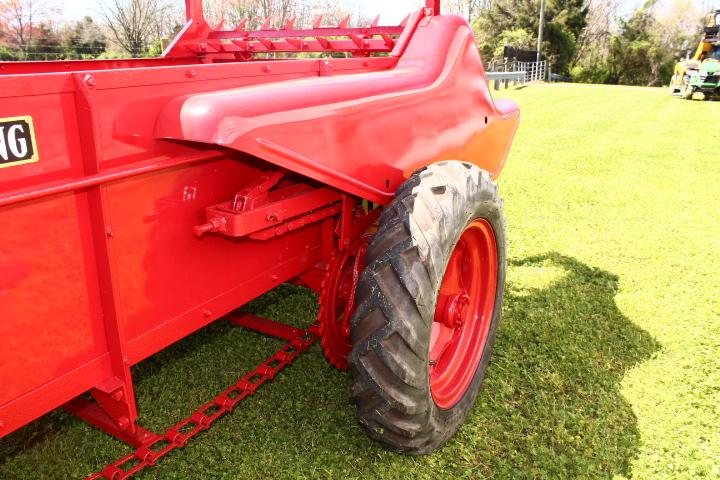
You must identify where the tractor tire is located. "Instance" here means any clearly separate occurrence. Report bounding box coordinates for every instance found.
[681,80,695,100]
[349,161,506,455]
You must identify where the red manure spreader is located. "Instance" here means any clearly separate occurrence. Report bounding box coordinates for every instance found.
[0,0,519,477]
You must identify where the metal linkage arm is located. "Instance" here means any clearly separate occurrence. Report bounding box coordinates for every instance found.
[426,0,440,14]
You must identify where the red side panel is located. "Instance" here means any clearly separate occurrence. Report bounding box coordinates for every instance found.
[0,193,105,406]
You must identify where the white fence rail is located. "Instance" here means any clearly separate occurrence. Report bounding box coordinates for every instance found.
[486,59,548,83]
[516,61,547,83]
[486,71,526,90]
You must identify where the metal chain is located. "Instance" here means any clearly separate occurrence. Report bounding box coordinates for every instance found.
[86,324,319,480]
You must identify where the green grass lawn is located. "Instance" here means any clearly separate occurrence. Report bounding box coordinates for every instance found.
[1,84,719,479]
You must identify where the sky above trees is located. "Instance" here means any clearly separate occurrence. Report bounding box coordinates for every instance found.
[52,0,720,25]
[58,0,424,23]
[55,0,720,24]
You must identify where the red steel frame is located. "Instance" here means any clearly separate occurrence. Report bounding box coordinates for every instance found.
[0,0,518,476]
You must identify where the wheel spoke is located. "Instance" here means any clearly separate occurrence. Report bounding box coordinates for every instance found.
[440,242,466,296]
[429,322,459,370]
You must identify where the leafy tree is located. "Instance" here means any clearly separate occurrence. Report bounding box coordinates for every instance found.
[654,0,702,62]
[63,16,106,57]
[492,27,535,58]
[203,0,346,30]
[474,0,588,74]
[0,44,19,60]
[568,0,619,83]
[443,0,490,21]
[571,0,702,86]
[0,0,39,57]
[606,5,675,86]
[25,21,61,59]
[0,21,10,57]
[101,0,173,57]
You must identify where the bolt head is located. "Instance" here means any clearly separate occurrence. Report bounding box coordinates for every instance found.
[452,294,471,327]
[117,416,130,431]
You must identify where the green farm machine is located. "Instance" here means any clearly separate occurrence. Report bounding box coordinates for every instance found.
[671,10,720,99]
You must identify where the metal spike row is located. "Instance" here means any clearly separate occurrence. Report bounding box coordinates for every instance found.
[234,17,248,31]
[349,34,364,49]
[313,15,323,29]
[370,15,380,28]
[381,34,395,49]
[283,16,296,30]
[285,37,302,48]
[258,38,273,50]
[231,39,249,50]
[338,15,350,29]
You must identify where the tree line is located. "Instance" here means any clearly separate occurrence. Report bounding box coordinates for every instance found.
[0,0,160,60]
[0,0,352,60]
[0,2,108,60]
[0,0,707,86]
[473,0,704,86]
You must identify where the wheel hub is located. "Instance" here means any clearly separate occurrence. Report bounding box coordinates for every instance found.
[436,293,470,328]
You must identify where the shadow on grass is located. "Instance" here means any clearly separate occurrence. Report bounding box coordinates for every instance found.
[0,253,659,479]
[465,252,661,478]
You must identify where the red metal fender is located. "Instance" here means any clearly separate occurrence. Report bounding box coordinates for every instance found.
[155,14,519,204]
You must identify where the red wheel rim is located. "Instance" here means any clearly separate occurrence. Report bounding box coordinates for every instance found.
[429,218,498,409]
